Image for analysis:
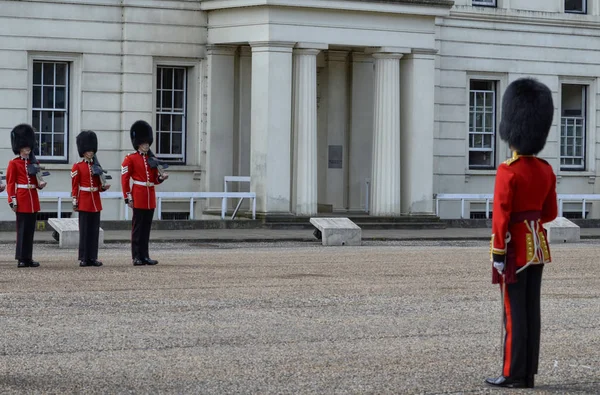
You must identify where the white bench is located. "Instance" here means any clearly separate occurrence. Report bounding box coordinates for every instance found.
[310,217,362,246]
[47,218,105,249]
[435,193,600,219]
[0,191,257,221]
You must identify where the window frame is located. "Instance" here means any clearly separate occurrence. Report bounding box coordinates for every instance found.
[472,0,497,7]
[31,61,70,161]
[557,77,596,177]
[155,65,188,164]
[560,84,587,171]
[467,79,498,170]
[153,57,202,167]
[564,0,587,14]
[27,53,81,164]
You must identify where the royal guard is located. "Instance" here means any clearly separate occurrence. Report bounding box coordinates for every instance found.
[72,131,110,267]
[6,124,46,268]
[486,78,558,389]
[121,120,169,266]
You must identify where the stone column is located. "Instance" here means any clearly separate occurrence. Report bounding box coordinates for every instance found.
[371,52,403,216]
[326,50,350,210]
[250,42,294,214]
[401,49,436,215]
[206,45,236,209]
[292,48,320,215]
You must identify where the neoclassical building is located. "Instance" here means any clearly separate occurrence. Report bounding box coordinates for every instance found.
[0,0,598,220]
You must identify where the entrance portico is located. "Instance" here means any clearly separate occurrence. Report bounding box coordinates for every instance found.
[201,0,453,217]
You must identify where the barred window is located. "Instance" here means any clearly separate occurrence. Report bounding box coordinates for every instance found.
[468,80,497,169]
[156,66,186,162]
[560,84,587,170]
[472,0,496,7]
[565,0,586,14]
[32,61,69,160]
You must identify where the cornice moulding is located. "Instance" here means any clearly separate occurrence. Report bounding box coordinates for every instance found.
[201,0,453,17]
[445,9,600,30]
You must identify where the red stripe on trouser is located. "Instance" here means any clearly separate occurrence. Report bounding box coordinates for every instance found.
[503,278,513,377]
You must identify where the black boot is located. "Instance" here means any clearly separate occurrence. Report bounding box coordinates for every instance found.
[28,260,40,267]
[143,257,158,265]
[89,260,103,267]
[485,376,527,388]
[133,258,145,266]
[80,260,90,267]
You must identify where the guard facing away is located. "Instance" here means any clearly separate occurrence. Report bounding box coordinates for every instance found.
[486,78,558,389]
[121,120,169,266]
[6,124,47,268]
[72,131,111,267]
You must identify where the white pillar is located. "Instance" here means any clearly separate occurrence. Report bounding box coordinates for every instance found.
[250,42,294,214]
[371,52,402,216]
[348,52,374,212]
[292,48,320,215]
[401,50,436,214]
[206,45,236,209]
[326,50,350,210]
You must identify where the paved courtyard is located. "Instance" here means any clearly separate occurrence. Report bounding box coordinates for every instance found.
[0,240,598,394]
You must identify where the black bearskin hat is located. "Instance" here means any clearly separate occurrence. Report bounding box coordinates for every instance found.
[76,130,98,157]
[130,120,153,150]
[499,78,554,155]
[10,124,36,155]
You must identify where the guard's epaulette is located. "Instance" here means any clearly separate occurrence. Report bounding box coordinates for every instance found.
[503,156,520,166]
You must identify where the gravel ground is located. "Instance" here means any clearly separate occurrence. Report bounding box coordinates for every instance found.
[0,240,598,394]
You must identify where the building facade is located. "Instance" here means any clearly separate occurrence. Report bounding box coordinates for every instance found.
[0,0,597,220]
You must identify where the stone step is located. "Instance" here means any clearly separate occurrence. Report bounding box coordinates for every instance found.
[265,221,447,230]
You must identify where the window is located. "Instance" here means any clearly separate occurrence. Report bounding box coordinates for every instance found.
[565,0,586,14]
[156,66,186,162]
[32,61,69,160]
[560,84,587,170]
[468,80,497,169]
[472,0,496,7]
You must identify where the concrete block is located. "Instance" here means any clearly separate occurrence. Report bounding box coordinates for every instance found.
[543,217,580,243]
[309,217,361,246]
[47,218,104,249]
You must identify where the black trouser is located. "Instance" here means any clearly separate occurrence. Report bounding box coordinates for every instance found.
[502,264,544,379]
[78,211,101,262]
[15,212,37,262]
[132,208,154,260]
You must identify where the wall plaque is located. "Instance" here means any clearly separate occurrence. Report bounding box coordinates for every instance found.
[328,145,343,169]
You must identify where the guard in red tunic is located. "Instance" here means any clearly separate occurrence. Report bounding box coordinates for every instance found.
[121,120,169,266]
[72,131,111,267]
[6,124,47,268]
[486,78,558,389]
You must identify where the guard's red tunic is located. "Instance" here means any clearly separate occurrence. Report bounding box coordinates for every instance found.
[121,151,163,210]
[6,156,41,213]
[490,153,558,284]
[71,159,104,212]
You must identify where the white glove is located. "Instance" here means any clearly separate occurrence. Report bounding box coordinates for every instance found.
[493,261,505,274]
